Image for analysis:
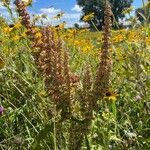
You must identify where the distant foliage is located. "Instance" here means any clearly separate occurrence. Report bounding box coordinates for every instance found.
[77,0,133,30]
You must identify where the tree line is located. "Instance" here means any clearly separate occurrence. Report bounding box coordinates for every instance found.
[77,0,150,30]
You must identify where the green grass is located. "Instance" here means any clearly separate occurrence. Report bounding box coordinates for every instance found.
[0,15,150,150]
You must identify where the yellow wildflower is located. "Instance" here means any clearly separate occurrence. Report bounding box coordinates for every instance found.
[35,32,42,39]
[32,27,40,32]
[83,12,94,22]
[3,27,13,34]
[12,35,21,41]
[3,21,22,34]
[82,43,93,53]
[53,12,65,19]
[122,6,133,14]
[113,34,125,43]
[14,21,22,29]
[80,28,89,33]
[54,22,66,30]
[104,89,118,101]
[68,29,78,35]
[74,40,80,46]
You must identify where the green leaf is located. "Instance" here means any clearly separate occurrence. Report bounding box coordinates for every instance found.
[30,122,54,150]
[111,101,117,120]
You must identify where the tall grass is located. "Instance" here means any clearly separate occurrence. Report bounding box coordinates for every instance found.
[0,0,150,149]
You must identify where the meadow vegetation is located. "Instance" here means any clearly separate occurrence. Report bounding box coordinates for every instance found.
[0,0,150,150]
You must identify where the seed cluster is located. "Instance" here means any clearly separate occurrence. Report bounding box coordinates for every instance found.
[94,2,112,101]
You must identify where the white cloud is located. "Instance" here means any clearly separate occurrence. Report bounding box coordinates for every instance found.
[62,13,82,27]
[63,13,81,19]
[38,6,84,27]
[71,4,82,13]
[40,7,61,15]
[0,2,85,28]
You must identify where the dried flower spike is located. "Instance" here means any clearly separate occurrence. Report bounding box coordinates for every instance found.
[94,1,112,102]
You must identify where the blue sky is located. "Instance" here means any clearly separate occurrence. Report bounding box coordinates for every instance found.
[30,0,147,26]
[0,0,148,27]
[31,0,145,12]
[31,0,76,13]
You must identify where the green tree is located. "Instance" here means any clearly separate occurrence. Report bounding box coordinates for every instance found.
[136,4,150,23]
[77,0,133,30]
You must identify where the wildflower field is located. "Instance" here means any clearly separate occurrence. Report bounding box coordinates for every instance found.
[0,0,150,150]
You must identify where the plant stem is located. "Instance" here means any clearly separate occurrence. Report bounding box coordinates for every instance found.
[54,105,57,150]
[91,21,100,32]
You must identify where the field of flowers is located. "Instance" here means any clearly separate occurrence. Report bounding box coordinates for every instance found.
[0,0,150,150]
